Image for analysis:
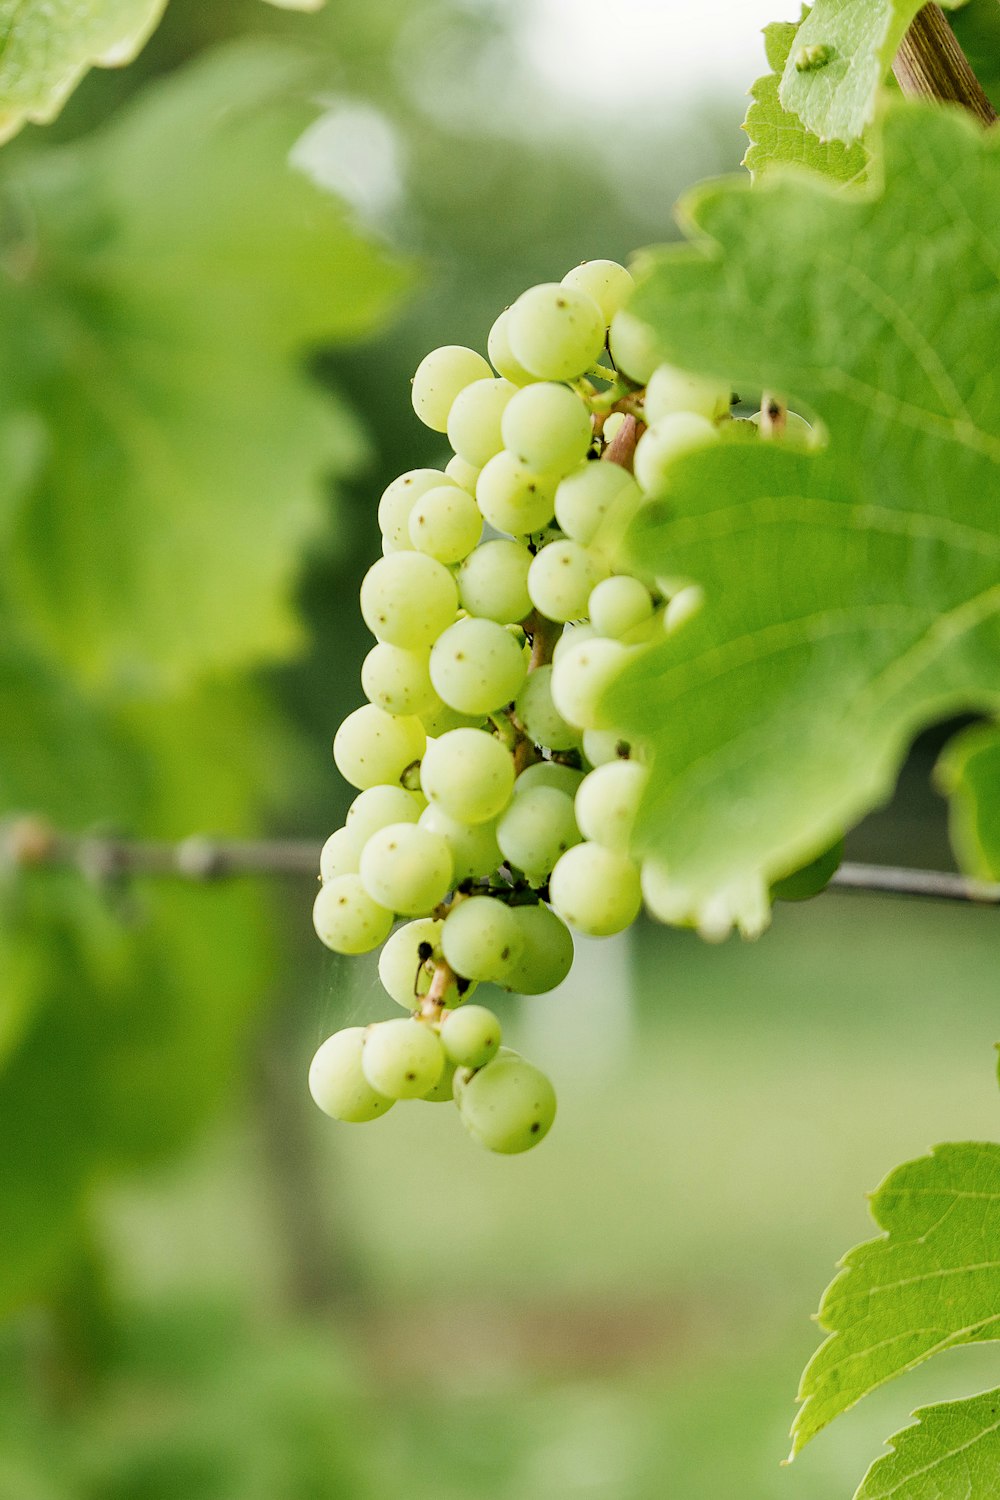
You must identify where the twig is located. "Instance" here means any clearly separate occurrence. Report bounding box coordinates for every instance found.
[893,4,997,125]
[829,862,1000,905]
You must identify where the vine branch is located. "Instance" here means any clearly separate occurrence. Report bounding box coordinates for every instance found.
[893,4,997,125]
[4,818,1000,907]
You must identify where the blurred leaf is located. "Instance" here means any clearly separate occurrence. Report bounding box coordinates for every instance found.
[778,0,965,145]
[0,0,167,144]
[608,104,1000,933]
[853,1388,1000,1499]
[743,9,869,182]
[934,721,1000,879]
[793,1141,1000,1453]
[0,42,408,693]
[263,0,326,8]
[950,0,1000,113]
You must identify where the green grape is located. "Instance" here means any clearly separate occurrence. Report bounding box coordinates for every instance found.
[440,1004,502,1068]
[551,621,598,665]
[501,382,593,475]
[561,259,634,324]
[496,785,580,881]
[361,1018,445,1100]
[344,784,422,853]
[770,837,844,902]
[553,462,641,548]
[515,665,580,751]
[487,307,537,386]
[506,902,575,993]
[457,1054,556,1154]
[313,874,394,954]
[513,760,584,799]
[574,760,648,850]
[359,822,454,916]
[663,585,704,635]
[527,540,607,623]
[420,728,516,824]
[411,345,493,432]
[319,827,358,882]
[309,1028,394,1123]
[457,538,533,624]
[633,413,719,494]
[441,895,524,983]
[378,917,444,1008]
[447,377,516,468]
[507,282,606,383]
[639,858,686,926]
[550,637,633,730]
[408,483,483,564]
[445,454,481,493]
[749,408,823,448]
[645,362,730,423]
[588,576,654,639]
[429,617,528,716]
[548,843,642,936]
[359,552,458,649]
[420,1056,458,1102]
[475,451,557,535]
[418,804,501,882]
[582,728,635,767]
[333,705,426,791]
[377,469,449,549]
[361,642,440,718]
[419,700,485,737]
[608,309,659,383]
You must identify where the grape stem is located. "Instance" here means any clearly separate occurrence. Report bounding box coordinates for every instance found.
[601,412,643,473]
[758,393,787,437]
[419,955,461,1020]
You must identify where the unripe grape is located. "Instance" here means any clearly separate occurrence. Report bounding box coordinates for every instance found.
[501,383,593,475]
[551,621,598,665]
[430,617,528,716]
[458,1054,557,1154]
[411,345,493,432]
[441,895,523,983]
[420,1056,459,1102]
[496,786,580,882]
[554,462,642,549]
[515,665,581,752]
[377,469,449,548]
[633,413,719,495]
[445,454,481,493]
[588,576,654,639]
[608,309,659,383]
[582,728,635,767]
[419,701,485,737]
[408,483,482,564]
[664,585,704,634]
[645,362,730,423]
[506,902,575,994]
[333,705,426,791]
[319,827,358,882]
[378,917,444,1008]
[574,760,649,851]
[362,1018,445,1099]
[344,784,423,853]
[507,282,606,383]
[359,822,454,916]
[420,729,515,824]
[309,1029,394,1123]
[359,552,458,649]
[549,637,633,730]
[561,259,634,323]
[313,875,394,954]
[440,1004,502,1069]
[419,804,501,882]
[447,377,516,468]
[528,539,607,623]
[476,451,557,535]
[513,760,584,799]
[487,308,537,386]
[361,643,440,718]
[457,538,533,624]
[548,843,642,936]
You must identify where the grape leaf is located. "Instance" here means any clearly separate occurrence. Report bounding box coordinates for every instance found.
[853,1388,1000,1499]
[0,44,407,692]
[951,0,1000,114]
[778,0,966,145]
[0,0,168,144]
[791,1142,1000,1453]
[263,0,326,7]
[934,722,1000,879]
[609,103,1000,934]
[743,8,869,183]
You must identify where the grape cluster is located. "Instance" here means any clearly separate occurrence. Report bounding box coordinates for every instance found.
[309,259,734,1155]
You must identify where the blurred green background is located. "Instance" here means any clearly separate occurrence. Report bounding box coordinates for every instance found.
[1,2,998,1496]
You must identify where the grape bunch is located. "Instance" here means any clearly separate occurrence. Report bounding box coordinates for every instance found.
[309,258,736,1155]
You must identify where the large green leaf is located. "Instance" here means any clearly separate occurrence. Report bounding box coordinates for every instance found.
[854,1389,1000,1499]
[0,0,167,144]
[608,104,1000,935]
[777,0,965,145]
[934,721,1000,879]
[743,8,868,182]
[792,1142,1000,1453]
[0,44,406,692]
